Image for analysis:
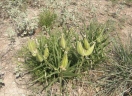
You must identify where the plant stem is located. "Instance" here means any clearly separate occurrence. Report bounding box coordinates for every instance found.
[78,56,84,73]
[59,70,63,94]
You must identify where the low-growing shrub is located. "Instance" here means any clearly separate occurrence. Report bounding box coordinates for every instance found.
[81,21,110,69]
[38,10,57,28]
[18,30,80,92]
[109,0,132,6]
[15,15,38,37]
[1,0,38,37]
[17,21,109,93]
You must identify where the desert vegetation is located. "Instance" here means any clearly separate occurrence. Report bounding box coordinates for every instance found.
[0,0,132,96]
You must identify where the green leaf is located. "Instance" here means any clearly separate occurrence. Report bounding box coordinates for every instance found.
[45,60,58,70]
[62,71,78,77]
[31,71,59,84]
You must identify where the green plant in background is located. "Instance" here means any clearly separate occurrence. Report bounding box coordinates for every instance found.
[6,27,16,42]
[38,9,57,28]
[125,0,132,6]
[113,33,132,65]
[110,0,119,5]
[0,0,27,19]
[14,14,38,37]
[97,32,132,96]
[0,0,38,37]
[109,0,132,6]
